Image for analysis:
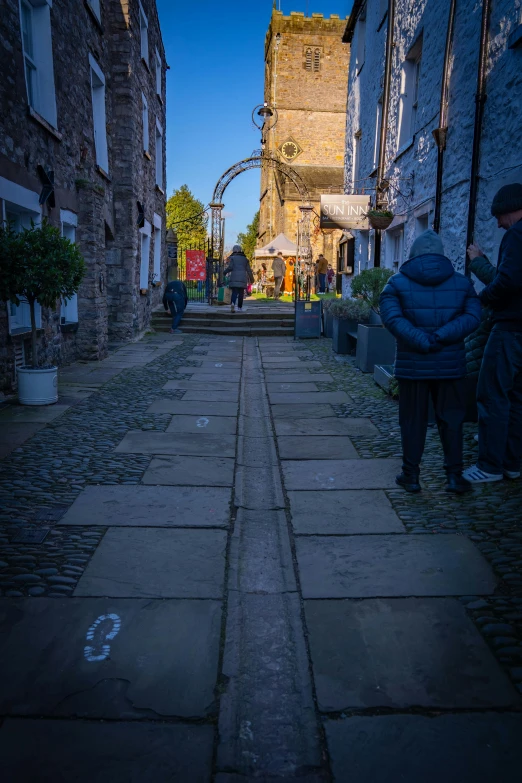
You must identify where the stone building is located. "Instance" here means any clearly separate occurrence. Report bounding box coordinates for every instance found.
[343,0,522,295]
[0,0,167,391]
[258,9,349,269]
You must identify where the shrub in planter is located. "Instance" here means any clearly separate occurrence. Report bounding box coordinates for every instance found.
[350,267,394,314]
[328,298,371,354]
[0,220,85,404]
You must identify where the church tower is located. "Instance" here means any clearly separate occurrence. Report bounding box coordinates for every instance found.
[258,9,349,263]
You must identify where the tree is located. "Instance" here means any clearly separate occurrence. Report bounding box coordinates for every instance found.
[166,185,208,248]
[350,267,393,313]
[237,211,259,260]
[0,220,85,367]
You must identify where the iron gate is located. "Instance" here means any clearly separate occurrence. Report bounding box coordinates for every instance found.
[168,238,219,304]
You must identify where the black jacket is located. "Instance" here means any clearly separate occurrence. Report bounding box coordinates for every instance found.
[380,254,481,380]
[163,280,188,311]
[479,219,522,329]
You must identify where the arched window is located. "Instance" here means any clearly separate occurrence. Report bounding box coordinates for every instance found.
[313,48,321,72]
[305,48,312,71]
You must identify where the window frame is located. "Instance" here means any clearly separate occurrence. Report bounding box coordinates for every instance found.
[155,48,162,97]
[353,130,362,191]
[372,95,383,170]
[153,213,162,284]
[386,226,404,270]
[18,0,57,128]
[304,47,312,71]
[155,119,163,190]
[89,53,109,173]
[60,210,79,324]
[139,220,152,291]
[86,0,101,22]
[397,36,423,151]
[142,92,149,153]
[139,1,149,65]
[356,18,366,73]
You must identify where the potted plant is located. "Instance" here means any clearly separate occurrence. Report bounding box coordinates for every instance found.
[327,298,371,354]
[365,209,394,231]
[350,267,396,372]
[0,220,85,405]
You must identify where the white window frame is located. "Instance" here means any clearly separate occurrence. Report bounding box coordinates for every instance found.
[142,93,149,153]
[155,119,163,189]
[0,178,42,334]
[352,130,362,191]
[86,0,100,22]
[397,39,422,151]
[139,1,149,65]
[373,96,383,170]
[358,231,369,274]
[356,19,366,72]
[139,219,151,290]
[153,213,162,284]
[60,210,79,324]
[19,0,58,128]
[386,227,404,270]
[410,58,421,138]
[155,48,162,97]
[89,53,109,173]
[415,212,429,236]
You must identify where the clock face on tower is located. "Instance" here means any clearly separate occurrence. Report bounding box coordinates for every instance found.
[279,138,302,161]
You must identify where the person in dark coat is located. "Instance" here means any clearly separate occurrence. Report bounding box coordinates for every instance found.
[464,183,522,483]
[162,279,188,334]
[380,229,481,494]
[224,244,254,313]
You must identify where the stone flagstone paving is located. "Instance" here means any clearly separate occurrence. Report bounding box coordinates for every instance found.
[0,331,521,780]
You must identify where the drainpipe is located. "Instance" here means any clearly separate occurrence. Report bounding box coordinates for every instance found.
[432,0,457,233]
[374,0,395,267]
[465,0,492,271]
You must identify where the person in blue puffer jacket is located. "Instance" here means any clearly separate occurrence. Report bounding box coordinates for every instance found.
[380,229,481,494]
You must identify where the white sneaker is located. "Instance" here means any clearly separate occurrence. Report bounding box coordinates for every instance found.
[237,307,243,312]
[463,465,503,483]
[503,469,521,480]
[230,304,235,313]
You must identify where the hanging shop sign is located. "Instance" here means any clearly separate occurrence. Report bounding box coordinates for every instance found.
[186,250,207,281]
[320,195,371,230]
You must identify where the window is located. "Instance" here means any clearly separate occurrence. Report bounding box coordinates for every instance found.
[139,1,149,65]
[89,54,108,173]
[153,214,162,284]
[373,96,383,170]
[19,0,57,127]
[358,232,369,273]
[313,48,321,72]
[397,38,422,150]
[387,227,404,270]
[60,211,79,324]
[305,47,312,71]
[352,130,362,191]
[139,221,151,290]
[356,19,366,71]
[142,93,149,153]
[87,0,101,21]
[155,48,162,97]
[155,120,163,189]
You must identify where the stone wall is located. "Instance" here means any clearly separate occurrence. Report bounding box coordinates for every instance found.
[0,0,166,391]
[343,0,522,294]
[259,10,349,267]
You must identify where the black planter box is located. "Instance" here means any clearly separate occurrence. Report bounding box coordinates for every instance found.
[323,309,333,338]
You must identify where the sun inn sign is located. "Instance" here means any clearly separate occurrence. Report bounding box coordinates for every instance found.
[320,195,371,230]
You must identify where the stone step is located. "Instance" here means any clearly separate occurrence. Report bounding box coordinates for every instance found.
[152,310,295,323]
[153,323,295,336]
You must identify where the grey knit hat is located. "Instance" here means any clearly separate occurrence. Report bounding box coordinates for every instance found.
[491,183,522,217]
[232,244,242,253]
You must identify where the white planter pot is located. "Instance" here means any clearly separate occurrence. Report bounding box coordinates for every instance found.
[17,366,58,406]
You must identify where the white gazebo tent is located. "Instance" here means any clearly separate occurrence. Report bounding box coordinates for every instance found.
[254,233,297,260]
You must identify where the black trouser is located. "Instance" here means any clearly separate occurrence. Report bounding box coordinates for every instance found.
[477,329,522,474]
[398,378,467,477]
[231,287,244,307]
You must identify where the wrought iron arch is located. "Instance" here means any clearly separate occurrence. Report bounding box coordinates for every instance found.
[210,151,311,261]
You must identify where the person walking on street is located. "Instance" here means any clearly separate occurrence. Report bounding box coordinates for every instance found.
[316,254,328,294]
[163,279,188,334]
[463,183,522,483]
[224,244,254,313]
[380,229,481,494]
[327,264,335,292]
[272,252,286,299]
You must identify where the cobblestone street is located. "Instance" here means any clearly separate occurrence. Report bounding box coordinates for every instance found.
[1,332,522,781]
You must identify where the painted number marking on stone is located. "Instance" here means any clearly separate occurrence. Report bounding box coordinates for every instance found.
[215,363,223,367]
[197,417,210,428]
[84,614,121,662]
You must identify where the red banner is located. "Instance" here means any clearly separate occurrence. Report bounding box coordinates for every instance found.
[186,250,206,281]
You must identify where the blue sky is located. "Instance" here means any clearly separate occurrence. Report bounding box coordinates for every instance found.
[157,0,352,247]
